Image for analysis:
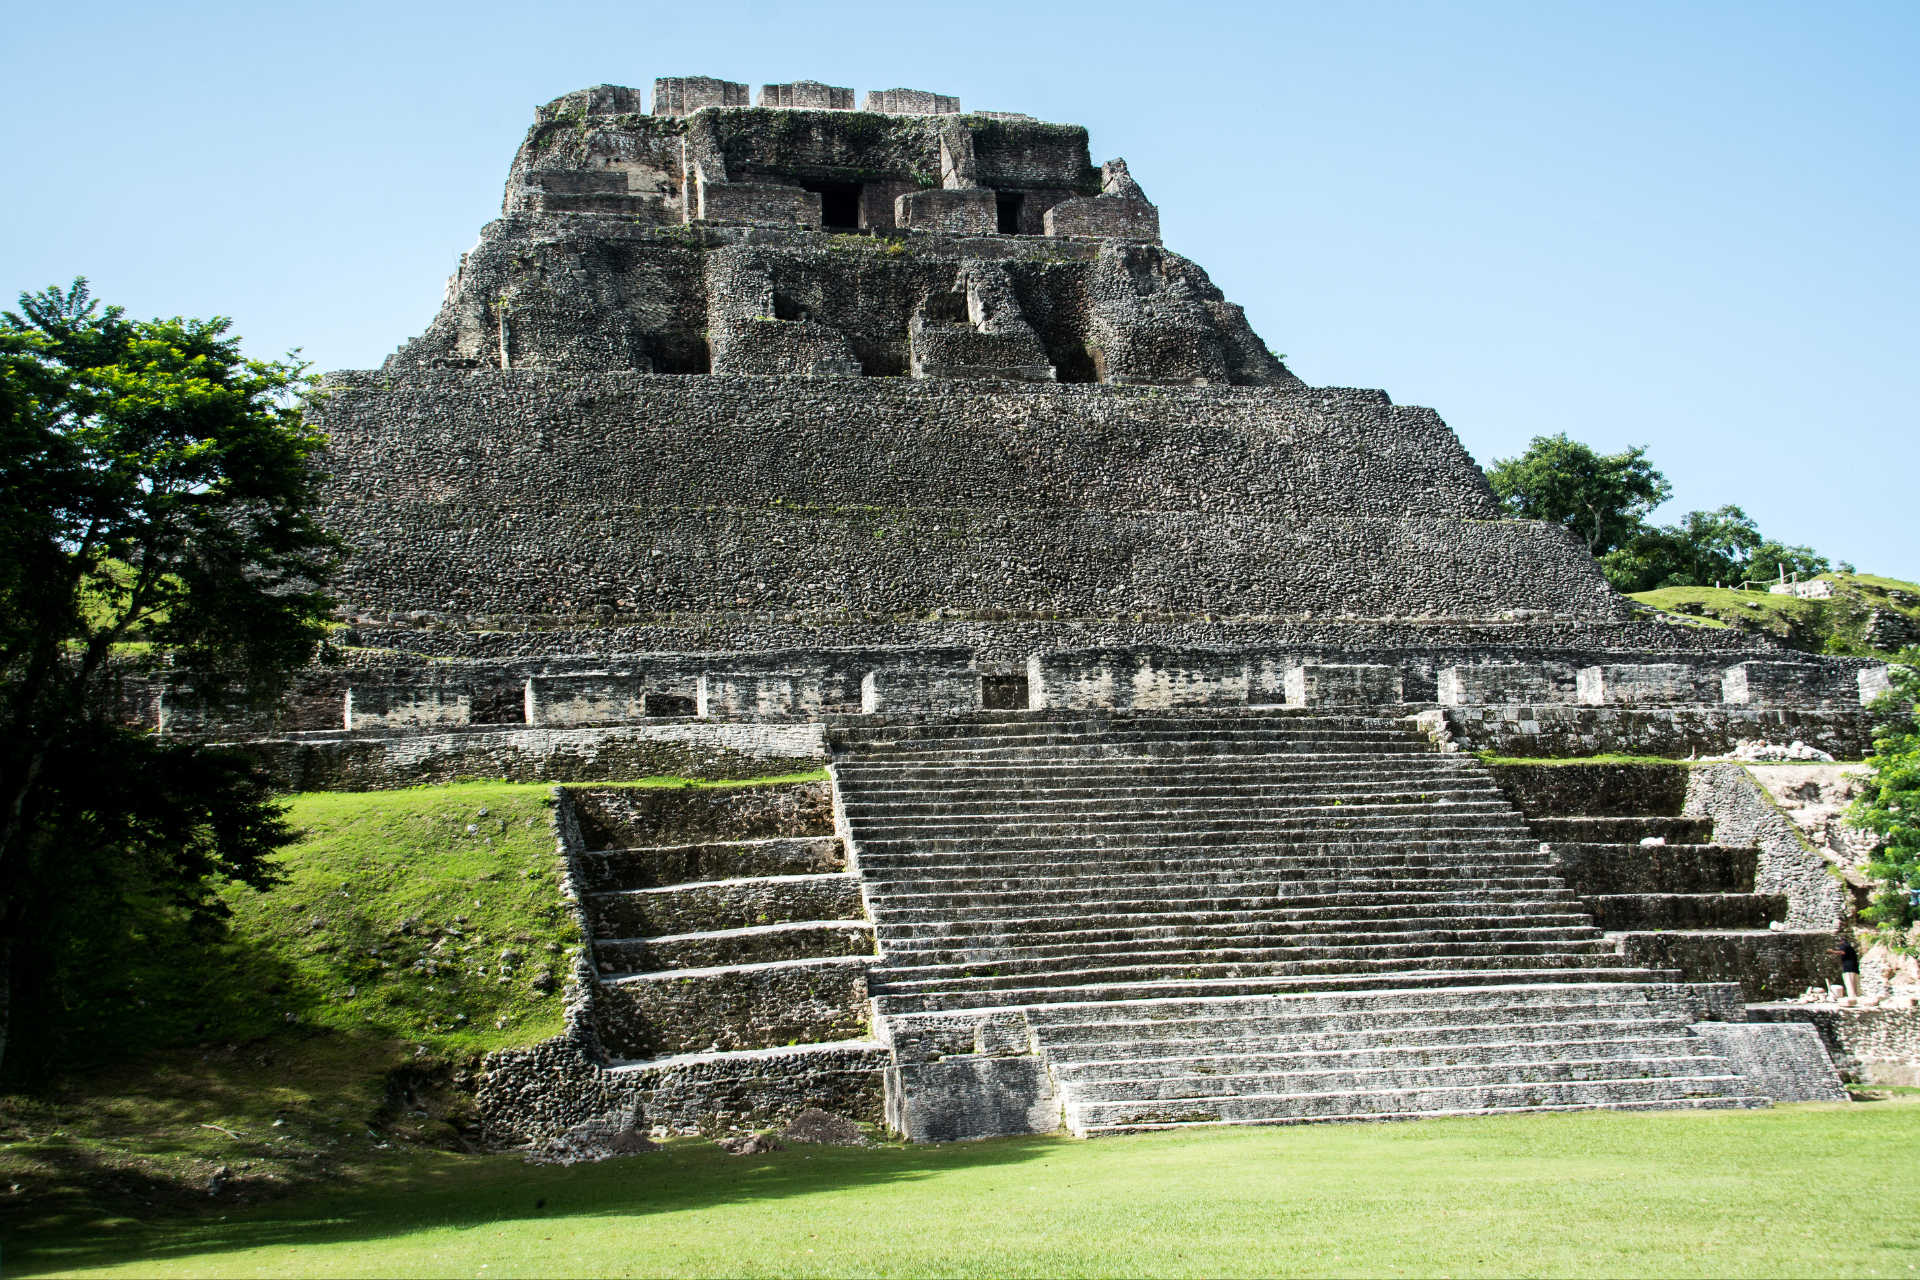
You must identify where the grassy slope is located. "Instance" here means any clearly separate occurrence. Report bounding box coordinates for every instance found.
[1627,571,1920,655]
[0,773,824,1228]
[10,1098,1919,1279]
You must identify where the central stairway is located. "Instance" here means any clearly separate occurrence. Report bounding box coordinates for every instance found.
[831,710,1762,1137]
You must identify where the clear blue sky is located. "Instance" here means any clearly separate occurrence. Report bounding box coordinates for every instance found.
[5,0,1915,578]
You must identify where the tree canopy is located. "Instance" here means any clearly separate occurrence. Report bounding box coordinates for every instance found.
[1486,434,1671,556]
[1487,433,1838,594]
[0,280,336,1075]
[1848,653,1920,936]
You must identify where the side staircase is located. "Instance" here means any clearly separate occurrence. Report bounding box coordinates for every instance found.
[565,784,880,1092]
[831,710,1766,1138]
[1525,809,1837,1004]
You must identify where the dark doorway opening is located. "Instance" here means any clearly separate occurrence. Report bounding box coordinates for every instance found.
[996,192,1024,235]
[801,181,862,229]
[982,675,1030,710]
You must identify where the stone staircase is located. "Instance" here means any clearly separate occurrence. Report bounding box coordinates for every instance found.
[567,784,876,1061]
[831,710,1763,1137]
[1526,812,1835,1004]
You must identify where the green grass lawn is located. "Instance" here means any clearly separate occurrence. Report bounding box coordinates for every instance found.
[10,1099,1918,1279]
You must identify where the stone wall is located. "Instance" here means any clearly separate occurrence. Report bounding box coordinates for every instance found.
[1422,706,1875,761]
[229,720,827,792]
[1486,762,1692,817]
[313,372,1619,628]
[1685,764,1851,931]
[1748,1004,1920,1085]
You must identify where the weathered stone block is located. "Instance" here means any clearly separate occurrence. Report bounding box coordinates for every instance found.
[699,671,819,718]
[594,955,870,1058]
[1028,648,1248,711]
[1284,663,1402,707]
[1577,663,1719,706]
[895,188,997,235]
[1436,663,1562,706]
[1721,661,1857,710]
[862,88,960,115]
[860,669,980,715]
[653,76,749,116]
[757,81,853,111]
[1043,195,1160,242]
[698,183,822,227]
[344,685,470,731]
[526,674,648,726]
[1688,1022,1847,1102]
[884,1057,1059,1142]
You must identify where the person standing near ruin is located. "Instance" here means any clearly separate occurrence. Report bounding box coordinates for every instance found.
[1832,936,1861,998]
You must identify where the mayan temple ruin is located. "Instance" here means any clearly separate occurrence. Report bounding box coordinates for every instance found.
[150,76,1896,1141]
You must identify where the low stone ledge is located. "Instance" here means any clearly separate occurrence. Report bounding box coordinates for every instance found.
[1688,1022,1847,1102]
[476,1036,644,1146]
[1747,1002,1920,1085]
[609,1041,888,1135]
[586,872,864,937]
[595,921,875,972]
[1617,931,1838,1003]
[572,781,833,849]
[594,955,873,1058]
[1422,705,1872,761]
[232,720,827,792]
[577,836,846,891]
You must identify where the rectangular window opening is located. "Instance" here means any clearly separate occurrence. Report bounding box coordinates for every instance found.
[800,181,862,230]
[996,192,1024,235]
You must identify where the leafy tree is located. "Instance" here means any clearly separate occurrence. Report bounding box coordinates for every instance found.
[1486,434,1671,556]
[1847,651,1920,937]
[1746,539,1833,588]
[0,280,335,1073]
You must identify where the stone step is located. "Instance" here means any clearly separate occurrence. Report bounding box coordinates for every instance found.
[866,888,1586,921]
[1063,1052,1731,1102]
[1048,1031,1704,1074]
[1037,1010,1700,1057]
[840,786,1506,814]
[1528,816,1714,844]
[861,858,1565,890]
[841,797,1512,823]
[852,839,1544,871]
[1586,893,1789,931]
[853,827,1535,856]
[1065,1080,1757,1135]
[593,955,873,1060]
[833,713,1409,742]
[592,920,875,974]
[997,981,1702,1030]
[585,872,864,938]
[577,837,846,893]
[872,951,1639,996]
[1613,929,1839,1004]
[870,966,1675,1015]
[881,924,1608,964]
[875,940,1621,987]
[605,1037,886,1073]
[1546,842,1759,896]
[838,726,1428,751]
[842,761,1488,785]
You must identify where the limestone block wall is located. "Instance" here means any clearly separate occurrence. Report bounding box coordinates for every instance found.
[314,373,1620,627]
[1684,763,1850,930]
[234,720,828,792]
[1422,706,1876,761]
